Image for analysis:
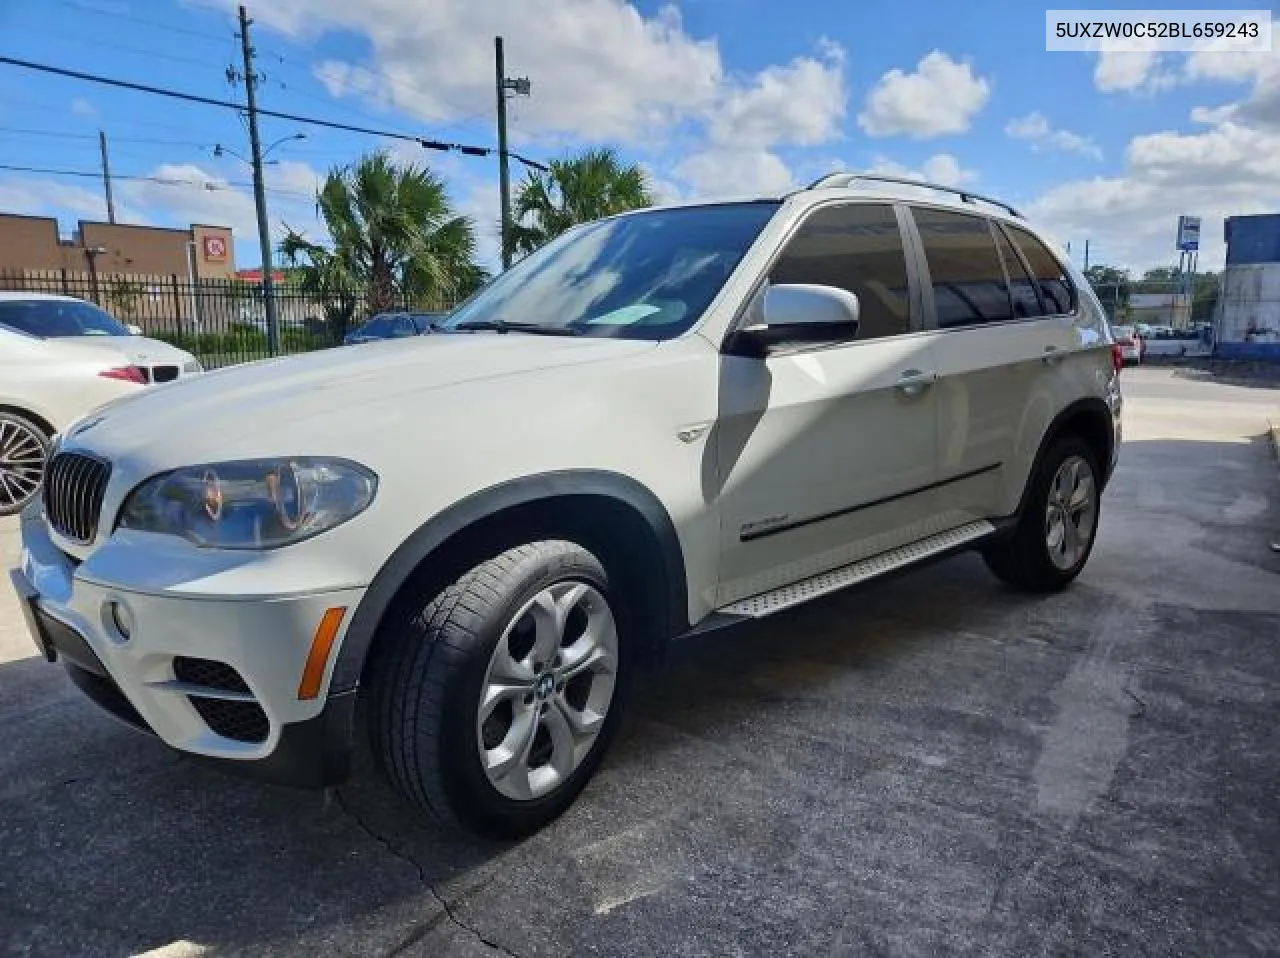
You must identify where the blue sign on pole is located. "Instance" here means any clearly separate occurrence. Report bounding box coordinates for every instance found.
[1176,215,1201,252]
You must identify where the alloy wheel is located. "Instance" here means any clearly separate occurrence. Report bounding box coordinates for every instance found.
[0,419,46,512]
[1044,454,1097,571]
[476,580,618,801]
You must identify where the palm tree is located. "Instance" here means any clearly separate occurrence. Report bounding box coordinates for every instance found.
[510,148,652,257]
[280,152,482,339]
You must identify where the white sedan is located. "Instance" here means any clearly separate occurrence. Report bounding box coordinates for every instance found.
[0,293,201,515]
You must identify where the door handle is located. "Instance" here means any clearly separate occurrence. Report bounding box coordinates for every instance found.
[1042,345,1063,365]
[894,369,938,397]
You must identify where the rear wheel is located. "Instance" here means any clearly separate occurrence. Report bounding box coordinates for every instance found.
[983,436,1100,592]
[365,540,628,837]
[0,412,49,517]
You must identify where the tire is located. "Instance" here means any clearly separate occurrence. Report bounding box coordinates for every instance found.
[982,436,1101,593]
[365,540,630,838]
[0,411,50,517]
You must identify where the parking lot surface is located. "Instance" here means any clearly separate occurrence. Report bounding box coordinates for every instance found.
[2,366,1279,957]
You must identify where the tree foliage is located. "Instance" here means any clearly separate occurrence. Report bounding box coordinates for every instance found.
[510,148,653,257]
[280,152,483,340]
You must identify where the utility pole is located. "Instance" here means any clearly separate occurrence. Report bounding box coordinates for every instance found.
[98,130,116,223]
[237,4,280,356]
[1083,239,1090,272]
[494,37,531,270]
[494,37,512,270]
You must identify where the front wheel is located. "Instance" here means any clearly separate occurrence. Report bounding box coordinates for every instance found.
[983,436,1101,592]
[0,411,49,517]
[365,540,628,837]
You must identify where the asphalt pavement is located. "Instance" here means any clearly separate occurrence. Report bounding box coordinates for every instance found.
[2,365,1279,957]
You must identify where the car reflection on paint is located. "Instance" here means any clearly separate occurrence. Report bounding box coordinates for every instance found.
[342,311,446,345]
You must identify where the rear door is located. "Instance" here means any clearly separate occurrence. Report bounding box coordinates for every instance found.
[714,202,946,606]
[909,207,1079,521]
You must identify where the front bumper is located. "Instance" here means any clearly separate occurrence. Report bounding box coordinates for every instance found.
[13,509,365,786]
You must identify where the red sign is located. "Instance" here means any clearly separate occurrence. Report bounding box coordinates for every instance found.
[203,235,228,261]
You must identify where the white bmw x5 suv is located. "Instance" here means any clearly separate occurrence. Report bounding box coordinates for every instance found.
[12,173,1121,837]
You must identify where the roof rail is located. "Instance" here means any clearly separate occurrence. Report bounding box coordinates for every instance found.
[806,171,1024,219]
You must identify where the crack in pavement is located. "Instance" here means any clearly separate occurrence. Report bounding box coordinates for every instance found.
[332,789,521,958]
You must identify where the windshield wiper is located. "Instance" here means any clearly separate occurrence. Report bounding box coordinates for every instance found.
[452,319,582,337]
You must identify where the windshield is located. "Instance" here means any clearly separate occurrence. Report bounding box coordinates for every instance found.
[441,202,780,341]
[0,299,129,338]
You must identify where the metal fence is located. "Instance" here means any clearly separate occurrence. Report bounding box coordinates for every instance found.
[0,269,455,368]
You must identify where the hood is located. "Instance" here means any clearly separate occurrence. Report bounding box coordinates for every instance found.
[53,335,195,365]
[66,332,653,460]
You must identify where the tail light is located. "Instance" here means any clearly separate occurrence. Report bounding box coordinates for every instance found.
[98,366,148,384]
[1111,344,1124,373]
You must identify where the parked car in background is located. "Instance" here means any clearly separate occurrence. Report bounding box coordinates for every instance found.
[0,293,201,515]
[343,311,445,345]
[11,176,1120,838]
[1111,324,1144,364]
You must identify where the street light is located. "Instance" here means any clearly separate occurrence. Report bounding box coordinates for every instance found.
[212,132,306,165]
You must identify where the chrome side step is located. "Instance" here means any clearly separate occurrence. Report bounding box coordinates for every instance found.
[717,520,996,618]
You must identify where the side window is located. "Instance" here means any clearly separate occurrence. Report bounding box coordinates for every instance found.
[769,203,910,340]
[1006,225,1076,315]
[912,208,1012,328]
[994,226,1043,318]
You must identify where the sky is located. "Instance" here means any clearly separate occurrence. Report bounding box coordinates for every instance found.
[1,0,1278,274]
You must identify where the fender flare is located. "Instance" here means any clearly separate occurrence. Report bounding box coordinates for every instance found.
[327,469,689,694]
[1012,397,1116,518]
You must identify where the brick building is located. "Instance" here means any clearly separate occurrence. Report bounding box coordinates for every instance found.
[0,213,236,281]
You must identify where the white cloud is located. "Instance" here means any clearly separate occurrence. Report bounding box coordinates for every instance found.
[1005,112,1102,159]
[70,98,98,120]
[198,0,725,145]
[707,43,845,148]
[867,153,977,187]
[858,51,990,139]
[1028,121,1280,270]
[0,177,127,224]
[1183,47,1280,129]
[640,162,683,205]
[673,148,793,197]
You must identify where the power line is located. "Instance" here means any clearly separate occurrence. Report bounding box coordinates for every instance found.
[0,127,212,148]
[38,29,228,70]
[0,56,548,170]
[0,162,311,197]
[53,0,234,43]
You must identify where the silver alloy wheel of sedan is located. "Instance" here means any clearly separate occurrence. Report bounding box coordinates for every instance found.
[1044,453,1097,570]
[0,417,46,512]
[476,580,619,801]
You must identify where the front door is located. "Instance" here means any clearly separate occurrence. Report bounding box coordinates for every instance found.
[714,202,945,606]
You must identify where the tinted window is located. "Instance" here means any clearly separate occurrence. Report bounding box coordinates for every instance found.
[361,314,400,336]
[0,299,129,338]
[913,208,1012,328]
[994,226,1042,318]
[1006,225,1075,314]
[443,203,779,341]
[769,203,910,340]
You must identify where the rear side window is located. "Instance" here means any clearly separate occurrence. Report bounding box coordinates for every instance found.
[994,227,1042,318]
[912,208,1012,328]
[769,203,910,340]
[1005,225,1076,315]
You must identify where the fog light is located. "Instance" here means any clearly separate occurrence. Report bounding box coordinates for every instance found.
[107,601,133,640]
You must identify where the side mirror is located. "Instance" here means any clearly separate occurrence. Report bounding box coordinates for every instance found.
[724,283,860,358]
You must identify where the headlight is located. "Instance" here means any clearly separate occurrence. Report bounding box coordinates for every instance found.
[118,458,377,549]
